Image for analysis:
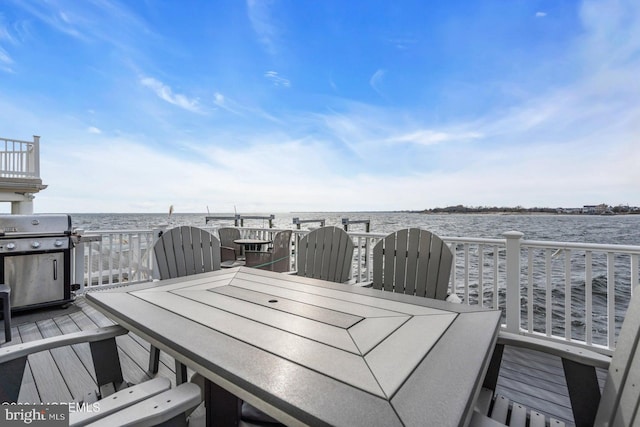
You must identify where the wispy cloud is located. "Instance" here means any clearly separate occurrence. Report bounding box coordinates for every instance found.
[10,1,88,41]
[87,126,101,134]
[369,69,386,96]
[247,0,279,55]
[140,77,202,113]
[535,12,547,18]
[391,130,482,146]
[264,71,290,87]
[0,48,13,72]
[213,92,244,115]
[0,21,17,72]
[387,37,417,50]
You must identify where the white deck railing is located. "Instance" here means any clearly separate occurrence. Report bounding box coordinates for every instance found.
[0,136,41,178]
[73,226,640,354]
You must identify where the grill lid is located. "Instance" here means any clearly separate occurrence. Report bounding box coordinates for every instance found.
[0,214,72,236]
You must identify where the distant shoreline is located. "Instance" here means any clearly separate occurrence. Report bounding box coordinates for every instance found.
[419,206,639,215]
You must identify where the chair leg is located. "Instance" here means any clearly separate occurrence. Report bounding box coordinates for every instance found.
[149,345,161,373]
[175,360,188,385]
[1,286,11,343]
[562,358,600,427]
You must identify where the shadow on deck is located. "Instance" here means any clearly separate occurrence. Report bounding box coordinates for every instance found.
[1,296,606,426]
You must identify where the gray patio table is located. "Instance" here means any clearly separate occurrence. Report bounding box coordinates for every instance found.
[234,238,271,251]
[86,266,501,427]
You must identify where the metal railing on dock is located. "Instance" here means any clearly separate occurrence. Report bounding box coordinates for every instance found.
[292,217,326,229]
[341,218,371,232]
[206,214,275,228]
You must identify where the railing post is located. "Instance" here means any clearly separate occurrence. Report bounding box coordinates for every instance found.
[32,135,40,177]
[503,231,524,333]
[74,229,86,294]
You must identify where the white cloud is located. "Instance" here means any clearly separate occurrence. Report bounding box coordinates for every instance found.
[535,12,547,17]
[264,71,291,87]
[369,69,386,96]
[0,47,13,72]
[247,0,279,55]
[87,126,101,134]
[391,130,482,146]
[140,77,202,113]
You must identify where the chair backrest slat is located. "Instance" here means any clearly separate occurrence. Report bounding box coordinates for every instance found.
[373,228,452,300]
[316,227,330,279]
[404,228,421,295]
[271,230,293,272]
[596,290,640,426]
[297,226,354,283]
[394,228,409,294]
[154,226,221,280]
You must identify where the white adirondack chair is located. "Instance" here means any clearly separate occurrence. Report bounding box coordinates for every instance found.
[150,226,221,374]
[0,325,201,427]
[371,228,454,299]
[218,227,245,267]
[245,230,293,272]
[295,226,354,283]
[473,288,640,427]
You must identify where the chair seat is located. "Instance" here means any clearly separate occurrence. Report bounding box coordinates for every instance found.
[472,390,565,427]
[69,377,171,425]
[79,382,202,427]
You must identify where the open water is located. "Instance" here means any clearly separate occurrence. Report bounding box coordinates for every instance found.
[71,211,640,246]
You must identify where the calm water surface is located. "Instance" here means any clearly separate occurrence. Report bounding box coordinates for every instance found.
[71,212,640,246]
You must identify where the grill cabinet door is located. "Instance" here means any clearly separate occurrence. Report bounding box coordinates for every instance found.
[4,252,66,309]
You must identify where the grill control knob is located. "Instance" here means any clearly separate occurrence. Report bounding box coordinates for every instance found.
[55,240,64,247]
[6,243,15,250]
[31,241,41,249]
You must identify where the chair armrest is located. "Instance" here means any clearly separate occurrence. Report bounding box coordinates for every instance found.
[85,383,202,427]
[0,325,128,364]
[0,325,129,403]
[497,331,611,369]
[221,246,238,262]
[69,377,171,426]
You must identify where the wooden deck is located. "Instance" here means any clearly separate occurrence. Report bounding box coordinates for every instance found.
[1,296,606,426]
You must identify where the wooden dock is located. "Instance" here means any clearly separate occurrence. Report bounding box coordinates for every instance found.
[1,296,606,426]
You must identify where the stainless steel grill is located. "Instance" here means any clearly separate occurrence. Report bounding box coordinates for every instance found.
[0,214,75,311]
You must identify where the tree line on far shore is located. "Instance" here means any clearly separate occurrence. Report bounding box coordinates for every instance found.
[420,204,639,214]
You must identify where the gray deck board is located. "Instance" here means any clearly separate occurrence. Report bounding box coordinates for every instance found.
[0,296,608,426]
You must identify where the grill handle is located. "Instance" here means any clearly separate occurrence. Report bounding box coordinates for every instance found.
[53,259,58,281]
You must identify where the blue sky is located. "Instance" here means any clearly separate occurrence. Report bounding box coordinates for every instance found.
[1,0,638,213]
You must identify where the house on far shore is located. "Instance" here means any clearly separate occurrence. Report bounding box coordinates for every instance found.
[581,204,611,215]
[556,207,583,214]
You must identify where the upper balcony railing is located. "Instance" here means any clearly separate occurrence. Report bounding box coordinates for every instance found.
[0,135,41,179]
[72,225,640,355]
